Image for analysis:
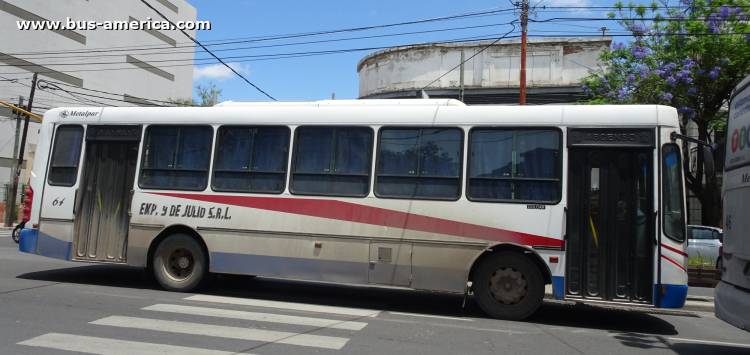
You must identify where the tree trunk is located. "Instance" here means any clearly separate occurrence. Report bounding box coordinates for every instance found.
[684,120,722,227]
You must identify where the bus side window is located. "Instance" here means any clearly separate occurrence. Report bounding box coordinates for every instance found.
[212,126,290,194]
[376,128,462,200]
[139,126,213,190]
[48,125,85,186]
[291,126,373,197]
[467,128,560,203]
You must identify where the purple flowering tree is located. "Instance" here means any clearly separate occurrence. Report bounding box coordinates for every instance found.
[580,0,750,226]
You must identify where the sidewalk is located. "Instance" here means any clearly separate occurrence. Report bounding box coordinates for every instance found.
[684,286,715,312]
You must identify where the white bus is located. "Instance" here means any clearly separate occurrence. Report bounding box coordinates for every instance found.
[19,100,692,320]
[716,74,750,330]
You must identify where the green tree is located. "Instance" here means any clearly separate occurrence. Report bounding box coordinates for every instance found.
[195,81,222,107]
[580,0,750,226]
[167,81,223,107]
[165,97,198,107]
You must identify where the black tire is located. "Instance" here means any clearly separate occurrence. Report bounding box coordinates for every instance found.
[473,252,544,321]
[12,223,22,243]
[716,257,723,270]
[153,234,208,292]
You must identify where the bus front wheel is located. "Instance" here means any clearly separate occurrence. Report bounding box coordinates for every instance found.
[153,234,207,292]
[473,252,544,321]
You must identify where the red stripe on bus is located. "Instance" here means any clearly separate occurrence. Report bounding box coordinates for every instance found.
[148,192,565,247]
[661,254,686,273]
[661,243,688,257]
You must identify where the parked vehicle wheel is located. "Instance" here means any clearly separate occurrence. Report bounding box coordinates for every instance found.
[716,257,723,270]
[473,252,544,321]
[153,234,207,292]
[12,223,23,243]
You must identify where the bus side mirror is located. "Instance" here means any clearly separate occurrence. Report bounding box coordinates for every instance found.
[703,146,715,178]
[670,132,715,178]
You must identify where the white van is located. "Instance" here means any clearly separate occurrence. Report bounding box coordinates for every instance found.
[715,73,750,331]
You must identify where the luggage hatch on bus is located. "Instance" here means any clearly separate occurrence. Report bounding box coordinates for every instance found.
[368,243,412,286]
[72,125,142,263]
[565,128,655,304]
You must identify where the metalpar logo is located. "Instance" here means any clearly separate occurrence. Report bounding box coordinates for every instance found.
[59,110,98,119]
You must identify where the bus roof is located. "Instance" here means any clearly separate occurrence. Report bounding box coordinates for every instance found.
[215,99,467,107]
[43,103,679,128]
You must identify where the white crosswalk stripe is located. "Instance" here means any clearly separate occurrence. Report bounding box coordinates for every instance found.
[185,294,381,317]
[19,333,240,355]
[0,229,12,238]
[144,303,369,330]
[18,295,378,353]
[91,315,351,349]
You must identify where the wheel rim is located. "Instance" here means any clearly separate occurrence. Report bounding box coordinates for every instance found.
[162,246,195,282]
[488,266,528,305]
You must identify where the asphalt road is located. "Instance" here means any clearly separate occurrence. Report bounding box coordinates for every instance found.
[1,236,748,355]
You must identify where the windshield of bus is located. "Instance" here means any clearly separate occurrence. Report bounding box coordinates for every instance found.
[726,80,750,171]
[663,144,685,242]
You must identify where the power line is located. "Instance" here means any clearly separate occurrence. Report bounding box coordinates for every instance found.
[421,22,518,90]
[0,30,524,69]
[532,17,750,23]
[3,19,745,72]
[140,0,276,101]
[0,32,526,76]
[38,79,195,106]
[4,7,515,59]
[2,28,746,77]
[6,22,515,63]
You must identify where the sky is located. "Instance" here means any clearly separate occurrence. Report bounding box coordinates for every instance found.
[184,0,627,102]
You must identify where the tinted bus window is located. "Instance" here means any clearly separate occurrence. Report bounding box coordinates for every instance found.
[376,128,462,199]
[140,126,213,190]
[291,127,373,197]
[48,125,84,186]
[468,128,560,202]
[213,126,290,193]
[662,144,685,242]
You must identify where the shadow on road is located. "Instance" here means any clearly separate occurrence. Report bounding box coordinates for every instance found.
[17,264,160,291]
[608,332,750,354]
[18,265,681,336]
[529,302,678,335]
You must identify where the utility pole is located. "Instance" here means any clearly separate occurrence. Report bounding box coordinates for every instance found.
[7,73,37,226]
[4,96,23,227]
[459,50,465,102]
[519,0,529,105]
[212,91,218,106]
[599,27,609,36]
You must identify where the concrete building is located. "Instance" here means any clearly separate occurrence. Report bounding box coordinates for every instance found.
[357,37,611,105]
[0,0,196,222]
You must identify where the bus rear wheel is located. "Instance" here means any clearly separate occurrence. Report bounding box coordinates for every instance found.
[473,252,544,321]
[153,234,207,292]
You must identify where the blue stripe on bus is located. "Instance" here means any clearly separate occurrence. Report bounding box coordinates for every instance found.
[211,252,367,285]
[553,276,565,300]
[37,232,72,261]
[657,284,688,308]
[211,252,467,292]
[19,228,38,254]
